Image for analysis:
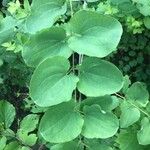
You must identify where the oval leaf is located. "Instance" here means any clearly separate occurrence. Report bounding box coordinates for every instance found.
[77,57,124,97]
[120,101,140,128]
[0,100,16,128]
[39,101,84,143]
[22,27,72,67]
[125,82,149,107]
[68,10,122,57]
[30,57,79,107]
[82,105,119,139]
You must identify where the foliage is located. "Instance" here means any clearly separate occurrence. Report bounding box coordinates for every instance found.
[0,0,150,149]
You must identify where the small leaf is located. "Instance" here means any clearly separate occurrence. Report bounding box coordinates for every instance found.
[85,139,113,150]
[0,136,7,150]
[30,57,79,107]
[78,57,123,97]
[137,117,150,145]
[0,100,16,128]
[25,0,67,33]
[116,130,143,150]
[51,141,82,150]
[125,82,149,107]
[39,101,84,143]
[82,105,119,139]
[19,114,39,133]
[4,141,20,150]
[120,101,140,128]
[121,75,131,94]
[144,17,150,29]
[81,95,119,112]
[68,10,122,57]
[0,16,16,45]
[22,27,72,67]
[17,130,37,146]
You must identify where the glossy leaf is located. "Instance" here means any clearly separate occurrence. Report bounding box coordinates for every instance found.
[68,10,122,57]
[22,27,72,67]
[30,57,79,107]
[120,101,140,128]
[25,0,67,33]
[0,100,16,128]
[39,101,84,143]
[82,105,119,138]
[78,57,124,97]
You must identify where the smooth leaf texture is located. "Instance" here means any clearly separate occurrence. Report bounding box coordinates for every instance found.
[51,141,82,150]
[17,130,37,146]
[81,95,119,112]
[82,105,119,139]
[120,101,140,128]
[137,117,150,145]
[85,139,113,150]
[19,114,39,133]
[125,82,149,107]
[22,27,72,67]
[0,136,7,150]
[30,57,79,107]
[25,0,67,33]
[0,16,16,45]
[0,100,16,128]
[39,101,84,143]
[4,141,20,150]
[116,130,143,150]
[78,57,123,97]
[133,0,150,16]
[68,10,122,57]
[144,17,150,29]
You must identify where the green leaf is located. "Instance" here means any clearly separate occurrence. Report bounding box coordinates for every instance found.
[120,101,140,128]
[144,17,150,29]
[30,57,79,107]
[0,136,7,150]
[0,16,16,45]
[39,101,84,143]
[81,95,119,112]
[0,100,16,128]
[51,141,82,150]
[17,130,37,146]
[22,27,72,67]
[4,141,20,150]
[116,130,143,150]
[68,10,122,57]
[85,139,113,150]
[137,117,150,145]
[121,75,131,94]
[19,114,39,132]
[87,0,99,2]
[125,82,149,107]
[133,0,150,16]
[82,105,119,138]
[25,0,67,33]
[78,57,123,97]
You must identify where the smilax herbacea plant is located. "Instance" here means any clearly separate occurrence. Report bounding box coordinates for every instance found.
[0,0,150,149]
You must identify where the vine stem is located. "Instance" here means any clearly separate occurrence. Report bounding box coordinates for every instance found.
[115,93,150,118]
[78,54,83,102]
